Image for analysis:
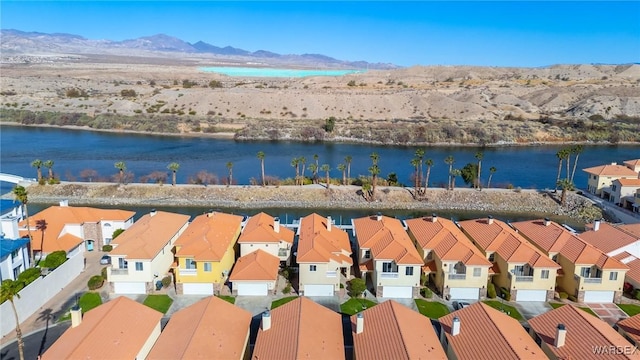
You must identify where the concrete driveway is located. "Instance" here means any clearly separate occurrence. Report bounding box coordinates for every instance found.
[379,297,418,311]
[585,303,629,325]
[235,295,274,316]
[513,302,552,321]
[307,296,340,312]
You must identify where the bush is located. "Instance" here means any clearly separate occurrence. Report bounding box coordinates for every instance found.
[282,283,292,294]
[568,295,578,302]
[420,287,433,298]
[487,283,497,298]
[112,229,125,239]
[340,283,345,289]
[87,275,104,290]
[120,89,137,97]
[500,287,511,301]
[101,267,107,279]
[634,289,640,300]
[47,177,60,185]
[102,245,113,252]
[347,80,356,87]
[208,80,223,88]
[624,282,634,294]
[40,250,67,269]
[161,276,171,288]
[420,273,428,286]
[559,292,569,300]
[38,178,46,185]
[349,278,367,297]
[17,267,41,287]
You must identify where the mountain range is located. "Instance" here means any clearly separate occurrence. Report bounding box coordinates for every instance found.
[0,29,397,69]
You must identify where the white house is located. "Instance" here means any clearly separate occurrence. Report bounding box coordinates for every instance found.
[0,235,30,281]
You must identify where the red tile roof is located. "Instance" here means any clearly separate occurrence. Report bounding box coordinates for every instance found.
[147,296,251,359]
[174,211,242,261]
[351,300,447,360]
[583,164,638,177]
[238,212,294,244]
[580,222,639,255]
[252,297,345,360]
[297,213,352,265]
[352,215,423,265]
[439,302,545,360]
[624,159,640,171]
[529,304,640,360]
[42,297,162,360]
[618,314,640,346]
[619,224,640,238]
[617,178,640,186]
[229,249,280,281]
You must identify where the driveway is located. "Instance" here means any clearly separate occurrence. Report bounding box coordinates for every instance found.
[585,303,628,325]
[235,295,274,316]
[306,296,340,312]
[379,297,418,311]
[513,302,552,321]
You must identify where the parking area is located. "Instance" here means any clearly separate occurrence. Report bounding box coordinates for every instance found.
[235,295,275,315]
[585,303,628,325]
[513,302,552,321]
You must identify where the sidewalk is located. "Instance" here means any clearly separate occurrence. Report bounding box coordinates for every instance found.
[1,250,104,346]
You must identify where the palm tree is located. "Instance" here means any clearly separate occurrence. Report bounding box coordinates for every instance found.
[370,152,379,166]
[570,145,583,183]
[299,157,307,186]
[415,148,425,188]
[291,157,300,185]
[36,219,47,264]
[321,164,331,189]
[444,155,455,190]
[12,186,33,265]
[226,162,233,186]
[475,151,483,189]
[257,151,265,186]
[369,164,380,201]
[424,158,434,189]
[312,154,319,182]
[43,160,54,180]
[565,147,571,181]
[410,157,421,194]
[450,169,461,190]
[337,163,346,185]
[114,161,126,184]
[344,155,352,182]
[167,162,180,186]
[31,159,42,181]
[554,149,566,192]
[557,179,575,207]
[1,279,26,360]
[307,163,318,184]
[487,166,497,188]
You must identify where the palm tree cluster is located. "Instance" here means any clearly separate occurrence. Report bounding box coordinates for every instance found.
[554,145,582,206]
[31,159,55,182]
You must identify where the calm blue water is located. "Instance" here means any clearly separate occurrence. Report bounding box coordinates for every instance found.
[199,66,364,77]
[1,126,638,195]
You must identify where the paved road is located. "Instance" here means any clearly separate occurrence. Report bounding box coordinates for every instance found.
[0,323,70,360]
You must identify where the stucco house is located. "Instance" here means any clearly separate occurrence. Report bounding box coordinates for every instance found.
[108,210,190,294]
[583,162,638,198]
[405,214,492,300]
[0,236,30,281]
[513,218,628,303]
[458,217,560,302]
[229,249,280,296]
[237,212,295,264]
[610,178,640,209]
[352,214,423,298]
[173,211,243,295]
[297,213,352,297]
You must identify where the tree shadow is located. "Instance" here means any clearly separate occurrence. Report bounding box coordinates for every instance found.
[36,308,54,357]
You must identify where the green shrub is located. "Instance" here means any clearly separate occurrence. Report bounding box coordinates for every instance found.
[88,275,104,290]
[47,177,60,185]
[161,276,171,288]
[282,283,292,294]
[340,283,344,289]
[347,80,356,87]
[38,178,46,185]
[420,287,433,298]
[120,89,137,97]
[634,289,640,300]
[559,292,569,300]
[40,250,67,269]
[17,267,41,287]
[209,80,223,88]
[349,278,367,298]
[420,273,428,286]
[487,283,497,298]
[568,295,578,302]
[102,245,113,252]
[500,287,511,301]
[101,267,108,279]
[112,229,125,240]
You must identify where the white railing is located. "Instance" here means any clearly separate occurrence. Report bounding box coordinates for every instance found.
[448,274,466,280]
[380,272,399,279]
[110,268,128,275]
[515,276,534,282]
[584,277,602,284]
[180,268,197,276]
[326,271,338,278]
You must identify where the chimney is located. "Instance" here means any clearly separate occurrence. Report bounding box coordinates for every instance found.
[431,213,438,223]
[59,200,69,207]
[262,310,271,331]
[207,209,214,218]
[356,312,364,334]
[327,216,332,231]
[487,216,494,225]
[70,306,82,328]
[273,217,280,233]
[544,218,550,226]
[593,219,601,231]
[376,212,382,221]
[554,324,567,348]
[150,209,157,217]
[451,316,461,336]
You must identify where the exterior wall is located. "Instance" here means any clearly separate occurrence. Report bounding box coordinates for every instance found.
[230,280,276,295]
[505,264,557,294]
[136,322,162,360]
[82,222,101,247]
[573,267,626,292]
[101,219,132,246]
[0,251,83,337]
[61,224,83,239]
[239,242,290,261]
[441,262,490,292]
[299,261,340,293]
[373,260,421,288]
[491,256,512,291]
[1,217,20,239]
[611,182,640,205]
[609,241,640,259]
[0,244,30,281]
[588,174,637,197]
[556,256,577,294]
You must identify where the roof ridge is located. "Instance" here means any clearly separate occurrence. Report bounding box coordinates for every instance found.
[180,297,211,356]
[480,303,524,357]
[389,301,412,360]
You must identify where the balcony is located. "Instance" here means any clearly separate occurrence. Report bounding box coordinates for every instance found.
[110,268,128,276]
[514,276,534,282]
[380,272,399,279]
[583,277,602,284]
[180,268,197,276]
[278,248,288,257]
[326,271,337,278]
[448,273,466,280]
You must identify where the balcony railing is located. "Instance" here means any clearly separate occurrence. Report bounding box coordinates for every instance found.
[448,274,466,280]
[326,271,337,278]
[278,249,288,257]
[110,268,128,275]
[515,276,534,282]
[180,268,197,276]
[583,277,602,284]
[380,272,399,279]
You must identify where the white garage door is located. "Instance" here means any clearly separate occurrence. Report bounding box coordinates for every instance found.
[516,289,547,302]
[450,288,480,300]
[114,282,146,294]
[237,283,268,296]
[304,284,334,296]
[584,290,614,303]
[183,283,214,295]
[383,286,413,299]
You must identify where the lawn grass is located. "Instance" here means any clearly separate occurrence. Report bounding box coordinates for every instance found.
[548,302,598,317]
[143,294,173,314]
[482,300,524,321]
[415,299,450,319]
[618,304,640,317]
[340,298,378,315]
[271,296,298,309]
[217,295,236,304]
[58,292,102,322]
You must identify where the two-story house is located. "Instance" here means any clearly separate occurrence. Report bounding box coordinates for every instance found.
[108,210,190,294]
[174,211,243,295]
[229,249,280,296]
[237,212,295,264]
[583,162,638,198]
[1,199,23,239]
[610,178,640,208]
[0,235,30,281]
[352,214,423,298]
[405,214,492,300]
[513,218,628,303]
[297,213,352,296]
[458,217,560,302]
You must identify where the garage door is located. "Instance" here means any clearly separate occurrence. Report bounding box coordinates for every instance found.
[114,282,146,294]
[304,284,334,296]
[515,289,547,302]
[183,283,214,295]
[584,290,614,303]
[383,286,413,298]
[237,283,268,296]
[450,288,480,300]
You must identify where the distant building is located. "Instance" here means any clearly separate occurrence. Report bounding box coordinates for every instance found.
[0,199,23,239]
[583,161,638,198]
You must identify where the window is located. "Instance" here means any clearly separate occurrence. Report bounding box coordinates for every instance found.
[11,249,19,260]
[610,272,618,281]
[310,265,317,272]
[105,237,112,245]
[426,251,433,260]
[488,253,495,262]
[104,223,111,227]
[580,267,591,277]
[406,267,413,276]
[135,262,143,271]
[541,270,550,279]
[204,262,212,272]
[383,262,394,273]
[364,250,371,259]
[473,268,481,277]
[119,258,128,269]
[186,258,196,270]
[552,255,558,262]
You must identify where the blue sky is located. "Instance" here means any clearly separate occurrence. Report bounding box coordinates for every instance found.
[1,1,639,67]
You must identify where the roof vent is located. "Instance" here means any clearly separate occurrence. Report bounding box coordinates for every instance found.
[544,218,550,226]
[273,217,280,233]
[376,212,382,221]
[452,316,461,336]
[327,216,332,231]
[487,215,494,225]
[71,307,82,328]
[59,200,69,207]
[431,213,438,223]
[554,323,567,348]
[356,312,364,334]
[262,310,271,331]
[150,209,157,217]
[594,219,601,232]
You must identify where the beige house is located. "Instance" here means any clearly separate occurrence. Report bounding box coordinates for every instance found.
[458,217,560,302]
[108,210,190,294]
[297,213,352,296]
[513,219,628,303]
[583,162,638,197]
[229,249,280,296]
[405,214,492,300]
[237,212,295,264]
[611,178,640,209]
[352,214,423,298]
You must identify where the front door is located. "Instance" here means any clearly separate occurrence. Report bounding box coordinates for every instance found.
[86,240,94,251]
